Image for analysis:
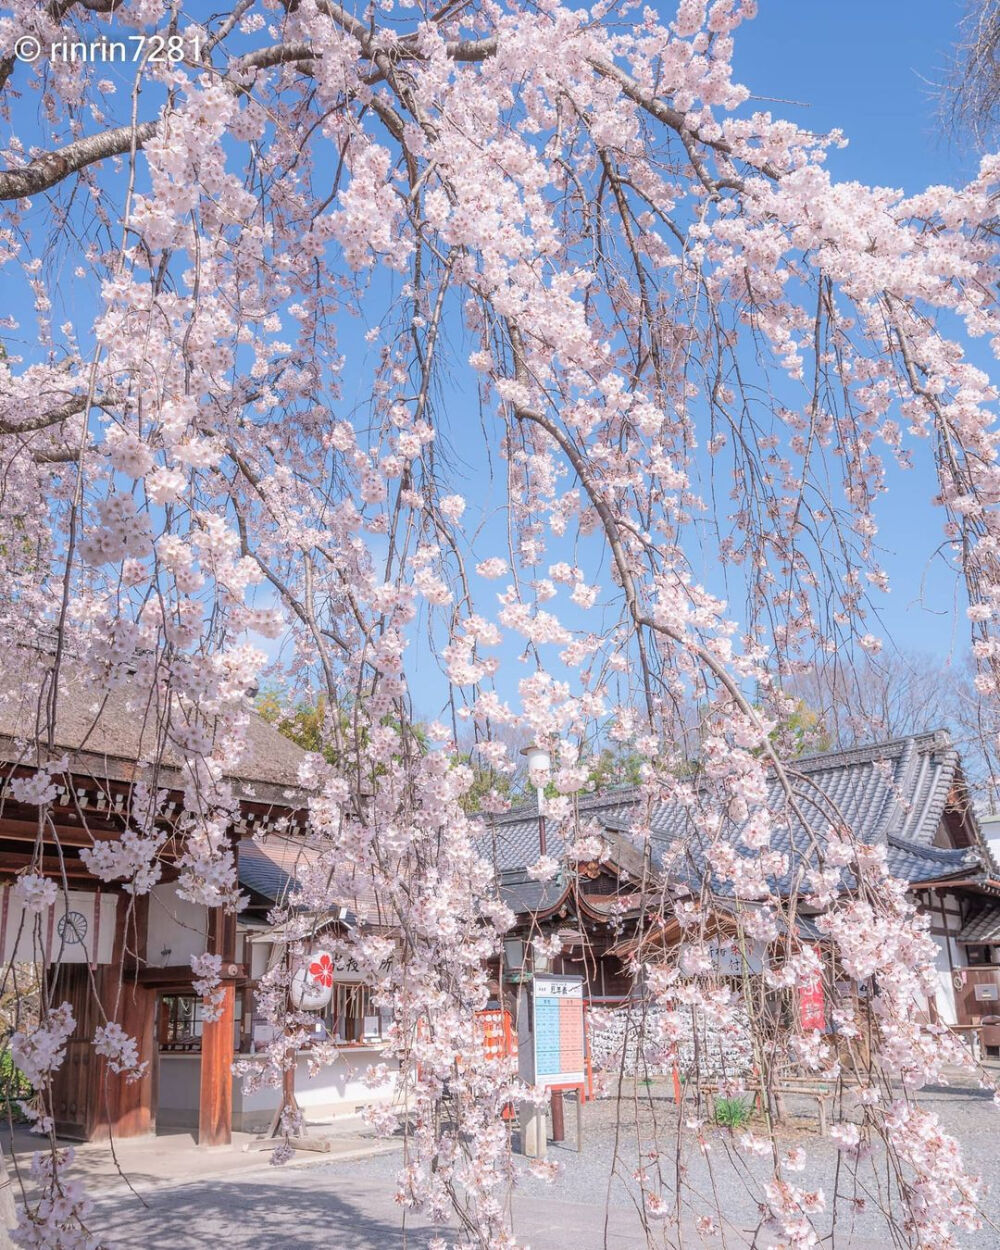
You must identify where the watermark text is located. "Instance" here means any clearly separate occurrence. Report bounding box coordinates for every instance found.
[13,33,201,65]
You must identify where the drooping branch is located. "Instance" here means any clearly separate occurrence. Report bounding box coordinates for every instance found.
[0,44,317,203]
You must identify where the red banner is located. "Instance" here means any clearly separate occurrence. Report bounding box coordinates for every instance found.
[798,977,826,1032]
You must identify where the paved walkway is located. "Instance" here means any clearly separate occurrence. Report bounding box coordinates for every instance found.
[86,1173,655,1250]
[5,1126,915,1250]
[4,1122,656,1249]
[2,1118,401,1199]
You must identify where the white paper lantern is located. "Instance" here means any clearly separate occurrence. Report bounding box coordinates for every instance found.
[288,950,334,1011]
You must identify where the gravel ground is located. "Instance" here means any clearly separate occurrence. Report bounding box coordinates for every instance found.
[317,1069,1000,1247]
[85,1068,1000,1249]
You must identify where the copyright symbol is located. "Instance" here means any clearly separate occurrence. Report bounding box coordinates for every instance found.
[13,36,42,62]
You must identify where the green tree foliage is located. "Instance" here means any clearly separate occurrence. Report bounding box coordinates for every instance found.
[256,688,336,759]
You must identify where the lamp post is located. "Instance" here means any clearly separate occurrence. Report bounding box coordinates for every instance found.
[520,743,550,857]
[518,743,565,1143]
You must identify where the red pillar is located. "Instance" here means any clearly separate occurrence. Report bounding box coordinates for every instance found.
[198,981,235,1146]
[94,979,156,1139]
[92,894,155,1140]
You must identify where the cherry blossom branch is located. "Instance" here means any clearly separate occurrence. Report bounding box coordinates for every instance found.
[0,123,160,202]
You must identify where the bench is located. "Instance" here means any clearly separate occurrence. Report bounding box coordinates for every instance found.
[697,1083,762,1119]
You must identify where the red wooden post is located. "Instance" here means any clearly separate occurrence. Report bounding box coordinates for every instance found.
[199,905,237,1146]
[103,980,156,1137]
[92,894,155,1140]
[198,981,235,1147]
[550,1088,565,1141]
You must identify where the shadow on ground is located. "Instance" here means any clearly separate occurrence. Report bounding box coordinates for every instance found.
[919,1084,996,1099]
[3,1139,164,1197]
[91,1178,439,1250]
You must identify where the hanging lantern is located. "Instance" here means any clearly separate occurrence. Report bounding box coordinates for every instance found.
[288,950,335,1011]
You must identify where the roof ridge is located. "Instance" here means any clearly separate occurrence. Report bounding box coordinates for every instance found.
[885,833,975,862]
[485,731,955,824]
[484,786,638,824]
[785,729,952,774]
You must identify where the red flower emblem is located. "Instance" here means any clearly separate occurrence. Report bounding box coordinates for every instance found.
[308,953,334,989]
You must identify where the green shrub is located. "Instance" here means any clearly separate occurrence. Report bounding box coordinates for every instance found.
[0,1049,32,1111]
[714,1095,753,1129]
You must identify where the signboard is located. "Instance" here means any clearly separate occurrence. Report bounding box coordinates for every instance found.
[532,975,585,1086]
[332,953,392,985]
[798,976,826,1032]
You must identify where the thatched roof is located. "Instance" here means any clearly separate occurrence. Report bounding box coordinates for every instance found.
[0,655,309,807]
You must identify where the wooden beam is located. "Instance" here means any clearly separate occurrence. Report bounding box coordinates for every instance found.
[0,819,126,846]
[0,853,95,878]
[122,964,246,988]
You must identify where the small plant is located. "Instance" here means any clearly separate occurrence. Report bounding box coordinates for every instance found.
[714,1096,753,1129]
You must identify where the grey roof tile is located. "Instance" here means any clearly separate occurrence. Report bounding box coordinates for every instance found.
[482,731,983,910]
[238,840,299,903]
[957,904,1000,944]
[497,870,567,916]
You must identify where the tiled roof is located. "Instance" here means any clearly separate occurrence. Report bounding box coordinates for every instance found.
[885,836,975,884]
[237,835,386,926]
[485,731,985,913]
[496,869,566,917]
[957,904,1000,944]
[238,839,300,905]
[481,790,641,874]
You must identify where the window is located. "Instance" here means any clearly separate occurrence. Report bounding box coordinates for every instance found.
[159,995,203,1051]
[327,984,385,1044]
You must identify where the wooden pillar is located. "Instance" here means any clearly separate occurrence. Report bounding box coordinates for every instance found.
[550,1088,565,1141]
[199,907,237,1146]
[198,981,235,1146]
[92,893,156,1140]
[96,979,156,1139]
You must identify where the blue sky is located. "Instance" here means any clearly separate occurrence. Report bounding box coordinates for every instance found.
[723,3,981,665]
[2,2,989,716]
[733,2,973,193]
[398,3,990,728]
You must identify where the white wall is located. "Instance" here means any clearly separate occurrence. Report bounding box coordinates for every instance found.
[928,890,964,1026]
[157,1053,202,1129]
[232,1050,398,1132]
[932,940,960,1026]
[155,1044,399,1133]
[981,813,1000,869]
[247,934,271,980]
[146,884,209,965]
[0,887,118,966]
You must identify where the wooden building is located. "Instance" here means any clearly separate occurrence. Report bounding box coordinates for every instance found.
[0,659,310,1145]
[485,731,1000,1048]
